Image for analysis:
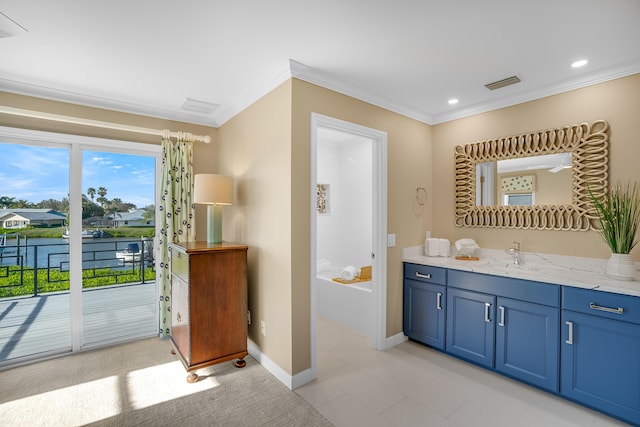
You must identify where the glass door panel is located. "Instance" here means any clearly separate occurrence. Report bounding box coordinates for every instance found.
[81,149,157,347]
[0,142,72,364]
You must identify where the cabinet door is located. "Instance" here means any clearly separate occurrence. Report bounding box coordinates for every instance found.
[403,279,445,349]
[495,298,559,392]
[170,274,191,364]
[446,288,495,367]
[561,311,640,425]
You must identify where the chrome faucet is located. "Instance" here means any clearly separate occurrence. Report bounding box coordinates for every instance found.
[506,241,523,265]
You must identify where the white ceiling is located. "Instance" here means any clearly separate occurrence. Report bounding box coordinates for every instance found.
[1,0,639,128]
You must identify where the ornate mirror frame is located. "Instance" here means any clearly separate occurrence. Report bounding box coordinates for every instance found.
[454,120,609,231]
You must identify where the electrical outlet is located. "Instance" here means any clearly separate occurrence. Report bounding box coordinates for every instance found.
[247,310,251,325]
[260,320,266,336]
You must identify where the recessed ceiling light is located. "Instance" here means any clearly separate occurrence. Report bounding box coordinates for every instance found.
[571,59,588,68]
[448,98,459,105]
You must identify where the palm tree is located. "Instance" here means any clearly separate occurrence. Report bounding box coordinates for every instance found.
[0,196,16,208]
[87,187,96,202]
[14,199,33,208]
[96,187,108,208]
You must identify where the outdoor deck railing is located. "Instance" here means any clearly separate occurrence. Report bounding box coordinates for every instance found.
[0,238,154,298]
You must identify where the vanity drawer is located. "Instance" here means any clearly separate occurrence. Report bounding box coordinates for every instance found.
[563,287,640,324]
[404,263,446,285]
[448,270,559,307]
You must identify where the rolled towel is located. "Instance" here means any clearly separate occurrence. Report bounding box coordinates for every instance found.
[340,266,357,281]
[438,239,451,257]
[426,238,439,256]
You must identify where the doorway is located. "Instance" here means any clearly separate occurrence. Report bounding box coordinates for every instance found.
[310,113,387,379]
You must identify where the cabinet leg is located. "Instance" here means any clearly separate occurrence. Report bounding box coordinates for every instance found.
[234,358,246,368]
[186,372,199,383]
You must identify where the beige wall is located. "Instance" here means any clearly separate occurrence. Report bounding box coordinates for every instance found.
[217,82,295,373]
[432,73,640,260]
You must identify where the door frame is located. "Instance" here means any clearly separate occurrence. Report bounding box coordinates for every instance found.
[309,113,388,377]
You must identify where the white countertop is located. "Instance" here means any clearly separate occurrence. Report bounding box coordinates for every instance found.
[402,246,640,298]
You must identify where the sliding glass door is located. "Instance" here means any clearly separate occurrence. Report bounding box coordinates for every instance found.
[0,142,72,363]
[0,128,160,366]
[80,148,157,347]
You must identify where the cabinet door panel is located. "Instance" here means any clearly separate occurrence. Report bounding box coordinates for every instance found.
[561,311,640,425]
[404,279,445,349]
[496,298,559,392]
[446,288,495,367]
[170,274,190,364]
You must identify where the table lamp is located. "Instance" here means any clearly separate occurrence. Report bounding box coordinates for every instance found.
[193,174,234,243]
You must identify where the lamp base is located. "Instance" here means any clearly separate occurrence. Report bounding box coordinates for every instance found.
[207,204,223,244]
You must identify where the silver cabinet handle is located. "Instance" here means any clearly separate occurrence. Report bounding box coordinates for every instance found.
[484,302,491,323]
[436,292,442,310]
[415,272,431,279]
[565,321,573,345]
[498,306,505,326]
[589,302,624,314]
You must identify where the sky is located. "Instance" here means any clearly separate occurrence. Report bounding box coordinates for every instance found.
[1,143,156,208]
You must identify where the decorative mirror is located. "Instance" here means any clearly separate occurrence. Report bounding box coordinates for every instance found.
[454,120,609,230]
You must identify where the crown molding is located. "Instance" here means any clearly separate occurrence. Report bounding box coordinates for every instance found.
[289,59,434,124]
[0,77,219,127]
[211,60,293,126]
[2,59,639,130]
[430,60,640,124]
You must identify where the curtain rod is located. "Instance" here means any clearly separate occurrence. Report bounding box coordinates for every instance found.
[0,106,211,143]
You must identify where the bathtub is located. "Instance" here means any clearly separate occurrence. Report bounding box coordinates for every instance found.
[315,262,374,339]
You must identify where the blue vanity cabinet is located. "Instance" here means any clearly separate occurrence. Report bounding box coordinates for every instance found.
[495,297,559,392]
[561,287,640,425]
[446,270,560,390]
[446,287,495,367]
[403,263,446,350]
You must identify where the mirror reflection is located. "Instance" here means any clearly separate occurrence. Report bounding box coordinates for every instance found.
[476,152,572,206]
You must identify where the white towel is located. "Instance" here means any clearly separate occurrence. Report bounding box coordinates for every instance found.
[426,238,439,256]
[340,266,357,281]
[438,239,451,257]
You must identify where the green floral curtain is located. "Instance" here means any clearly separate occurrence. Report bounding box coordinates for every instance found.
[158,131,195,337]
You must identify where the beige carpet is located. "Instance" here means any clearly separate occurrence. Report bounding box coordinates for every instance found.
[0,338,332,427]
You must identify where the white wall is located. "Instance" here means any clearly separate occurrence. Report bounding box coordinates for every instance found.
[316,133,372,271]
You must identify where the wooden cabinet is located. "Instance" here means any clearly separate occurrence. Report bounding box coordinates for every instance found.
[403,264,446,349]
[561,287,640,425]
[169,241,249,383]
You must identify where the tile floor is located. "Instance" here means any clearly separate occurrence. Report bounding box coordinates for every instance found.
[296,316,630,427]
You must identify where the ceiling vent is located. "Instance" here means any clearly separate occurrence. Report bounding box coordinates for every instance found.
[180,98,220,114]
[485,75,521,91]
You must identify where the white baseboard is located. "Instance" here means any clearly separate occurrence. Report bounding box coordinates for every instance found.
[384,331,408,349]
[248,338,315,390]
[247,332,407,390]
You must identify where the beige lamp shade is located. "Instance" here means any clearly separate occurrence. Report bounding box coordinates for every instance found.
[193,174,234,205]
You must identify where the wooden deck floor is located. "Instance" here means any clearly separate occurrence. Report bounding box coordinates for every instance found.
[0,283,157,366]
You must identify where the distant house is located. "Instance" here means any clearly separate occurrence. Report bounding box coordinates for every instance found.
[111,209,154,227]
[0,209,67,229]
